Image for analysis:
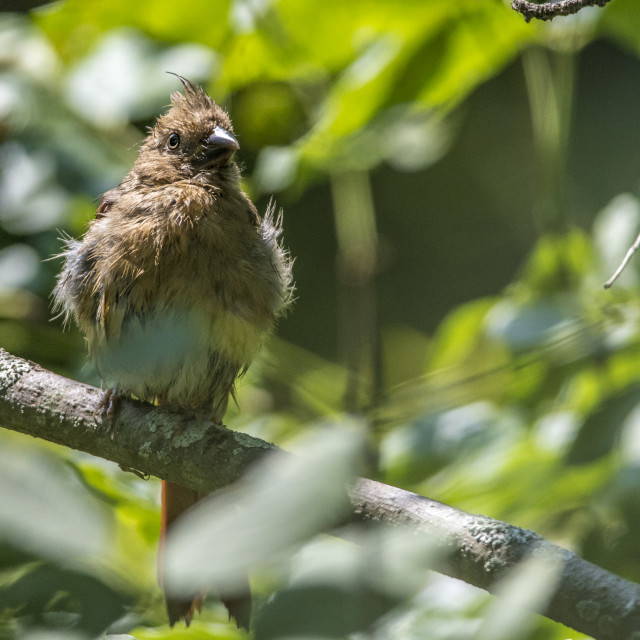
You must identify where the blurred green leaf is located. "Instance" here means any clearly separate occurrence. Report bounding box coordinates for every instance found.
[518,231,595,295]
[256,583,397,639]
[475,553,562,640]
[0,444,108,562]
[36,0,232,60]
[566,385,640,465]
[164,425,364,596]
[429,299,496,370]
[0,563,129,636]
[600,0,640,56]
[255,524,446,639]
[381,401,504,485]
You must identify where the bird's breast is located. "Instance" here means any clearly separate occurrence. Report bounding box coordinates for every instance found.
[90,301,264,409]
[83,199,288,410]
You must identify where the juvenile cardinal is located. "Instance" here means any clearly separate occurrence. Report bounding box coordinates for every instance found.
[54,76,293,628]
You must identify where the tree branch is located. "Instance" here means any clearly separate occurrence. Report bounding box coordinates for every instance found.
[512,0,612,23]
[1,348,639,639]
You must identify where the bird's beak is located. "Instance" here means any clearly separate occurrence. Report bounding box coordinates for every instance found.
[202,126,239,167]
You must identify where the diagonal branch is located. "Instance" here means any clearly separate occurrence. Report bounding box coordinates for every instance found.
[0,348,639,639]
[512,0,612,23]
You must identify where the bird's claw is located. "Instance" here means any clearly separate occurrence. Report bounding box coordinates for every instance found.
[94,386,120,440]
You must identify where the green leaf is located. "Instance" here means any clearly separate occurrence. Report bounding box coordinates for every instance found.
[0,563,129,636]
[566,385,640,465]
[255,583,398,639]
[0,442,108,562]
[163,425,364,596]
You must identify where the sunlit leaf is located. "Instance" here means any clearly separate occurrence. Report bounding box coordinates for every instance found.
[600,0,640,57]
[36,0,232,60]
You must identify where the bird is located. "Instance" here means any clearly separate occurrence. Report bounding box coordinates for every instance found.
[53,75,293,628]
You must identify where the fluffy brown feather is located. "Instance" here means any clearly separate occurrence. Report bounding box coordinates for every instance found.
[54,76,293,627]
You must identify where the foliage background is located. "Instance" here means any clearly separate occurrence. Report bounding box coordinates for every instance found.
[3,0,640,638]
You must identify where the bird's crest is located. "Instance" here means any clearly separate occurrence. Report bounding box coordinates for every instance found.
[166,72,216,113]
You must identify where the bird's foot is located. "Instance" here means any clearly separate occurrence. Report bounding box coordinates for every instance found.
[94,386,120,440]
[194,409,217,428]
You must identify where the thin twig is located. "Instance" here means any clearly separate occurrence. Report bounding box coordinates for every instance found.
[512,0,612,23]
[604,230,640,289]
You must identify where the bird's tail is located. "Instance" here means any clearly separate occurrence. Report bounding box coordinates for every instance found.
[158,479,252,628]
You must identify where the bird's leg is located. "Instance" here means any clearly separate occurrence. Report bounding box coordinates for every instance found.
[94,385,120,440]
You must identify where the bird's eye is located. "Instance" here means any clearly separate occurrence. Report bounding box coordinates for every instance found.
[168,133,180,149]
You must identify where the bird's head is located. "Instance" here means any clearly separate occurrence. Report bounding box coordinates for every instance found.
[134,75,240,185]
